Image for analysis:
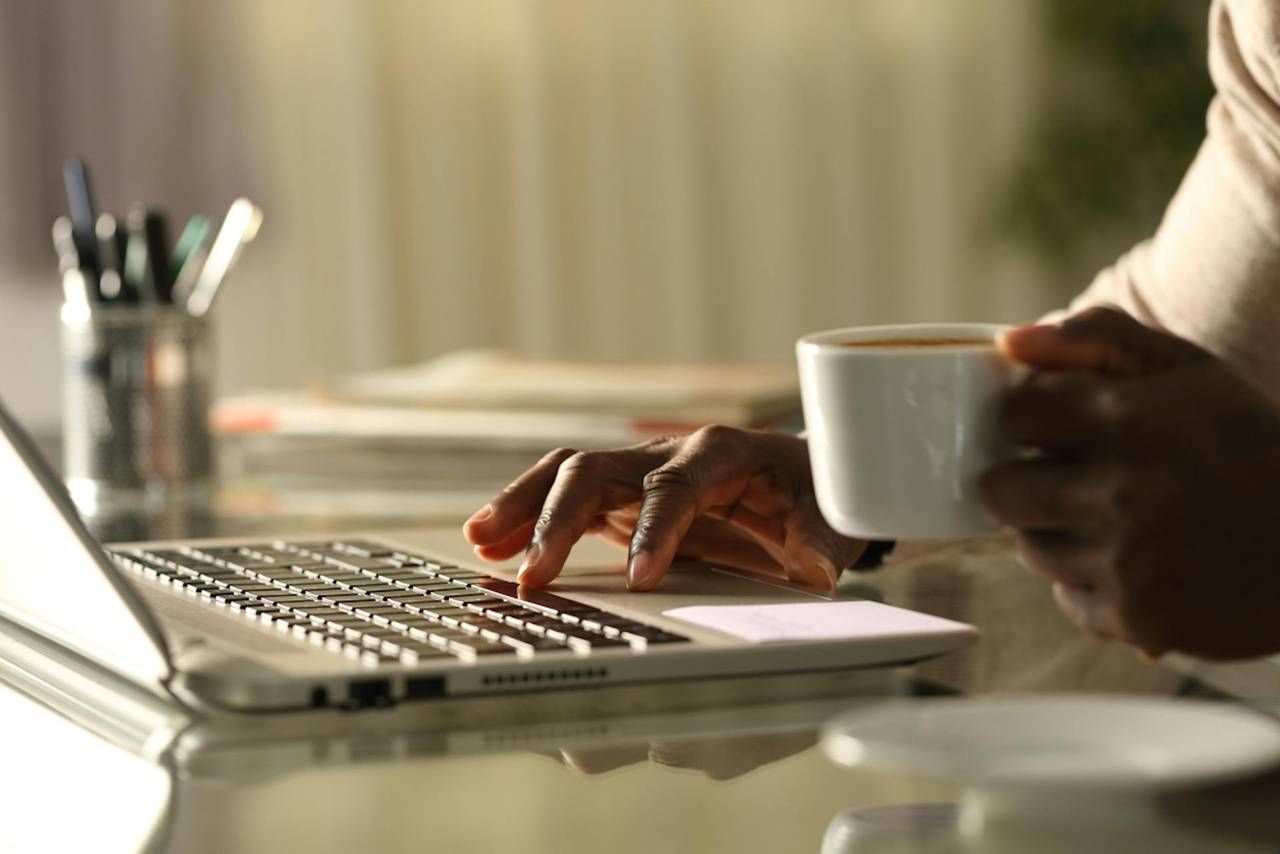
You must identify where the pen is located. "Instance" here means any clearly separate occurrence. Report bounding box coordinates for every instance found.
[52,217,92,306]
[169,216,210,306]
[186,198,262,317]
[51,216,80,274]
[143,211,173,303]
[95,214,124,301]
[62,158,100,293]
[123,205,154,304]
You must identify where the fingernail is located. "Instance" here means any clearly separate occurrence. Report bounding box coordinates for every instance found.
[628,552,659,591]
[788,559,834,591]
[815,556,839,590]
[518,541,542,581]
[466,505,494,526]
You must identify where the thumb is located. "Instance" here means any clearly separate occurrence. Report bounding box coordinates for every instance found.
[999,306,1204,378]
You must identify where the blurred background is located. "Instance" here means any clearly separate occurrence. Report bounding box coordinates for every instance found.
[0,0,1211,431]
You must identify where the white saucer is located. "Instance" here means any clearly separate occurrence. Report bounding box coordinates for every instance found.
[822,694,1280,791]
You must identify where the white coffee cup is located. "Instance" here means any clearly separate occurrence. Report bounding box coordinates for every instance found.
[796,323,1017,539]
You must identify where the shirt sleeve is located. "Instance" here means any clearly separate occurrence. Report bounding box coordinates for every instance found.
[1049,0,1280,397]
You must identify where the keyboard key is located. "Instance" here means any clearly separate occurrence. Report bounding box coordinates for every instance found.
[323,556,401,573]
[583,637,633,649]
[470,579,597,615]
[398,640,449,661]
[448,639,515,659]
[564,636,594,655]
[334,540,399,558]
[500,636,557,656]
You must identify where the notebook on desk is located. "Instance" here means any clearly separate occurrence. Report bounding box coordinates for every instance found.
[0,397,975,714]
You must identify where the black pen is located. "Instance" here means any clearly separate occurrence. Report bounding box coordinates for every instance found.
[144,211,173,303]
[62,158,100,295]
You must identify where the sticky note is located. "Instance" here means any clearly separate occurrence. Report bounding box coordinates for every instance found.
[663,600,974,644]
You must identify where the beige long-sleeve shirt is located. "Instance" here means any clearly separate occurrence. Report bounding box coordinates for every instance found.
[1058,0,1280,394]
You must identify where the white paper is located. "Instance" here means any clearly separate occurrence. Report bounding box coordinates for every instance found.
[663,600,974,645]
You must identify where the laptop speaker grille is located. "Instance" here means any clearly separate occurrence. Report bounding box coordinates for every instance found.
[481,667,609,689]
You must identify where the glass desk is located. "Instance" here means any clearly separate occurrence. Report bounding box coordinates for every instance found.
[6,453,1280,853]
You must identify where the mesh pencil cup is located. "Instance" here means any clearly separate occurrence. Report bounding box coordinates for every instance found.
[61,303,215,511]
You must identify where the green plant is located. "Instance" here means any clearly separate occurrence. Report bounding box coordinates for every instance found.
[997,0,1215,292]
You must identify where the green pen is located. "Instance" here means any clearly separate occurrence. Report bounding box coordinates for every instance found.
[170,215,210,287]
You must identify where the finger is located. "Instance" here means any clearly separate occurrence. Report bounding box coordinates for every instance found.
[782,496,865,591]
[1000,370,1111,451]
[674,515,786,577]
[464,448,578,546]
[999,306,1202,378]
[594,513,785,579]
[518,451,649,587]
[1013,529,1100,589]
[472,519,537,562]
[627,427,755,591]
[980,458,1108,530]
[1052,581,1124,640]
[706,501,787,546]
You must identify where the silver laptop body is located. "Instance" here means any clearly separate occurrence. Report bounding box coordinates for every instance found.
[0,398,974,714]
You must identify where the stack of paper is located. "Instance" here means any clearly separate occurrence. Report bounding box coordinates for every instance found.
[213,349,802,486]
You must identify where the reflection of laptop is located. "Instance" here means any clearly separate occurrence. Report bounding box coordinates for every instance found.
[0,398,974,713]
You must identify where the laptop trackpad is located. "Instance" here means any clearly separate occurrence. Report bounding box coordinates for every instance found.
[543,559,833,608]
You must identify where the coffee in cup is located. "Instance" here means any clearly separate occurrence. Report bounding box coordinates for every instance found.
[795,323,1016,539]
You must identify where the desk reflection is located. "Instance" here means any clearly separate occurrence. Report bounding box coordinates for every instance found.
[7,666,1280,854]
[0,680,174,853]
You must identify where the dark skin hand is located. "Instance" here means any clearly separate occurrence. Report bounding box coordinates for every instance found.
[982,307,1280,661]
[545,730,818,781]
[463,426,868,592]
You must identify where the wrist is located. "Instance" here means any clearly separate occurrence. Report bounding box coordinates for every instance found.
[852,539,896,571]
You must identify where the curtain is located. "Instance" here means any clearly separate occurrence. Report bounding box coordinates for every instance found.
[0,0,1050,426]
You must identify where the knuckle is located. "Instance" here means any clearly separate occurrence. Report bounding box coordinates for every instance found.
[642,464,698,497]
[1100,468,1146,521]
[691,423,740,446]
[533,506,557,536]
[640,434,683,454]
[559,450,601,477]
[1089,384,1130,423]
[542,447,579,467]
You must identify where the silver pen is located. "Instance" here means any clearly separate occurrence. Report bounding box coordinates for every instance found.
[185,198,262,317]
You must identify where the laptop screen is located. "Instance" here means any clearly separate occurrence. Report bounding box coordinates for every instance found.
[0,398,171,694]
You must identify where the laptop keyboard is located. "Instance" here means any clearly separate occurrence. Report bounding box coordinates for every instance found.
[108,539,688,669]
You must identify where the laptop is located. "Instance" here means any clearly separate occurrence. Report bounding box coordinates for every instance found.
[0,397,975,714]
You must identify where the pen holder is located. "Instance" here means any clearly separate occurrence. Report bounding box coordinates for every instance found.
[61,304,214,511]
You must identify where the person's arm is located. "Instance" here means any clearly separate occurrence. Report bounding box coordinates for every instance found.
[1049,0,1280,398]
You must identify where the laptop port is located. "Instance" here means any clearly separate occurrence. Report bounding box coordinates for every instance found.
[405,676,446,700]
[346,678,393,709]
[310,686,329,708]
